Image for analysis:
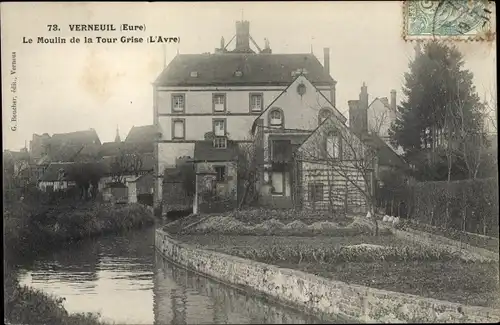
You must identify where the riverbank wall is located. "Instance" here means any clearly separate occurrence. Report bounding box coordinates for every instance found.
[155,229,500,323]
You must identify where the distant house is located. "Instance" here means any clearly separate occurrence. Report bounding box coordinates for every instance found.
[38,162,77,192]
[125,125,160,143]
[192,138,239,214]
[29,129,102,173]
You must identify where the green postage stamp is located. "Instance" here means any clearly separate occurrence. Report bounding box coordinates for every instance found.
[403,0,495,41]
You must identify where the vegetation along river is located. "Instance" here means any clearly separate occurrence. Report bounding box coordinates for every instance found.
[17,223,327,324]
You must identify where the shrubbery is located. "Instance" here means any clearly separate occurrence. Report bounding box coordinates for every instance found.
[4,197,155,263]
[222,242,463,264]
[406,177,499,237]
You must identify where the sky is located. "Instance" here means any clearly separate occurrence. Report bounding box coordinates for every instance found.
[2,1,496,151]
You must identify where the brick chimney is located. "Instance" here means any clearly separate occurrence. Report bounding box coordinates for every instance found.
[235,21,251,53]
[390,89,397,111]
[348,83,369,135]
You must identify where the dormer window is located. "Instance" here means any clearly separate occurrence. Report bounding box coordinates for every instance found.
[235,70,243,77]
[213,137,227,149]
[269,108,284,127]
[190,71,198,78]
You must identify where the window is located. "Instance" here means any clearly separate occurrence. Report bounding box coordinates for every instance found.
[172,119,185,139]
[213,94,226,112]
[326,131,341,159]
[319,108,332,125]
[215,166,226,182]
[271,172,284,194]
[308,183,324,202]
[213,137,227,149]
[171,94,185,113]
[213,119,226,137]
[269,108,283,127]
[249,93,263,112]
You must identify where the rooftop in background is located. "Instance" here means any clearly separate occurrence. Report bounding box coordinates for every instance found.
[124,125,160,143]
[50,129,101,146]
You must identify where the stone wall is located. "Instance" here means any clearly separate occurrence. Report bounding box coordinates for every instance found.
[155,229,500,323]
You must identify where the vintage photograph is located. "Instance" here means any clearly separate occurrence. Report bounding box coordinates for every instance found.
[2,1,498,324]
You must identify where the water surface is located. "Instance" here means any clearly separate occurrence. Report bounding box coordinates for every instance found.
[18,225,327,324]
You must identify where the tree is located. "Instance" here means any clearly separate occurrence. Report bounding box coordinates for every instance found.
[66,162,106,200]
[389,41,485,180]
[110,152,143,183]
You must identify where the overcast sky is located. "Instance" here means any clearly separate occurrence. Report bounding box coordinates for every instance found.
[2,1,496,151]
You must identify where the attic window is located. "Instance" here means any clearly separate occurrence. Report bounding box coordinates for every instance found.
[297,83,307,96]
[190,71,198,78]
[235,70,243,77]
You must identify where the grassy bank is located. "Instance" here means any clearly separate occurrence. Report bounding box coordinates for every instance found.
[4,197,155,325]
[4,200,155,262]
[178,234,500,308]
[395,219,499,252]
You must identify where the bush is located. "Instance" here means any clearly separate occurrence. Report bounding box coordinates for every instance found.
[407,178,498,237]
[5,202,155,263]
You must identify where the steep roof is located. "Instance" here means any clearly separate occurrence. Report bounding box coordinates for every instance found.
[125,125,160,143]
[99,141,154,157]
[154,53,335,87]
[50,129,101,146]
[361,133,408,169]
[48,144,85,163]
[193,140,239,162]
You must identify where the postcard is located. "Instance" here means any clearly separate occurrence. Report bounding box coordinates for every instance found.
[2,2,497,324]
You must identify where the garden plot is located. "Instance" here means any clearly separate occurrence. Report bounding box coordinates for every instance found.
[164,210,390,237]
[177,234,500,309]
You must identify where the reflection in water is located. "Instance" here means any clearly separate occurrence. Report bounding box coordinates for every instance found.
[17,225,330,324]
[154,253,327,324]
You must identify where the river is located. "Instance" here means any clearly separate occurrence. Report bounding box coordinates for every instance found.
[17,224,327,324]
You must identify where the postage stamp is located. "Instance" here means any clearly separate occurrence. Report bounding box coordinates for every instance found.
[403,0,496,41]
